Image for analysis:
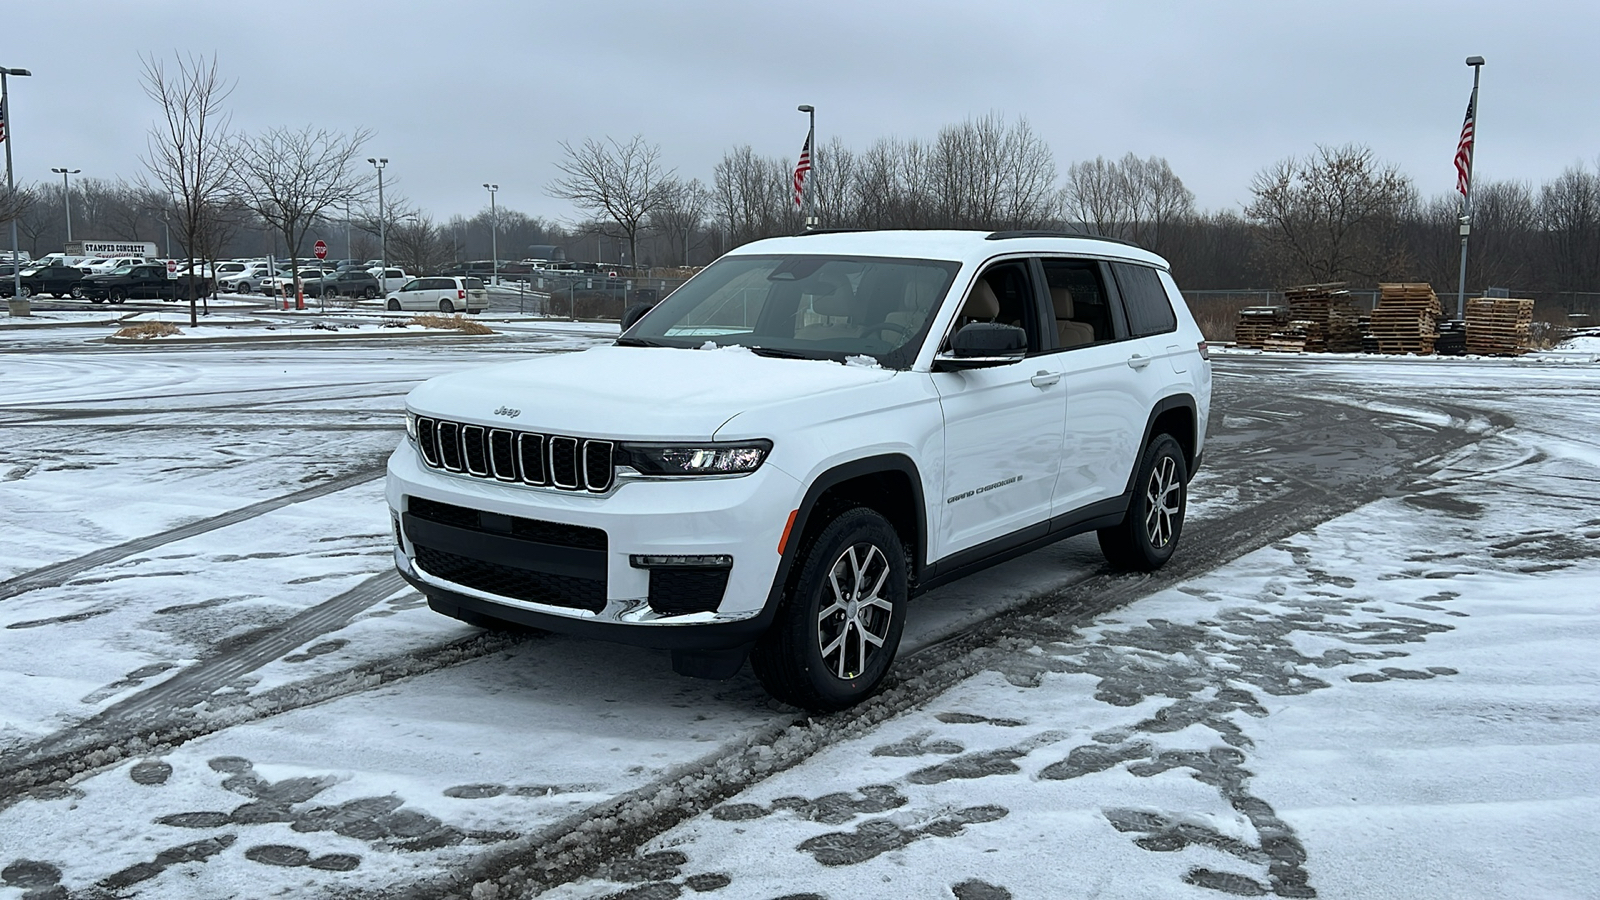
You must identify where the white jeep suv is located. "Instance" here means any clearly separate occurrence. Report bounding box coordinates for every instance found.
[387,230,1211,710]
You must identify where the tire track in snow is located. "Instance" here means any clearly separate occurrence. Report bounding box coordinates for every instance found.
[0,465,382,603]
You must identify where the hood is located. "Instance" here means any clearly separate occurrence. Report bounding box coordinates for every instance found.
[405,344,897,440]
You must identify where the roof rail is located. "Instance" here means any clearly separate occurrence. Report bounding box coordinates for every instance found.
[791,228,867,237]
[984,230,1140,248]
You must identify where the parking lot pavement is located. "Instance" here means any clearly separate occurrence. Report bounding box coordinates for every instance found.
[0,346,1595,899]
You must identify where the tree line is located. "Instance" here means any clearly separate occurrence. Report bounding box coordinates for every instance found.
[3,55,1598,319]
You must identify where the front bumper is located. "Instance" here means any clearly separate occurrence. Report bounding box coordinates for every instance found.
[385,442,801,648]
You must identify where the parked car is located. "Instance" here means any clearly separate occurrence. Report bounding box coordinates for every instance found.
[313,268,381,299]
[386,229,1212,710]
[7,262,89,298]
[219,262,289,293]
[367,267,411,294]
[82,256,157,275]
[384,276,488,314]
[261,268,333,297]
[77,264,175,303]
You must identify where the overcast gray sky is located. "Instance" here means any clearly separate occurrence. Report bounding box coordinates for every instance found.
[5,0,1596,226]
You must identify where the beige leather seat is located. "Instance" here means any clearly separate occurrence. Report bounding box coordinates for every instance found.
[794,276,861,340]
[961,279,1001,324]
[1052,287,1096,348]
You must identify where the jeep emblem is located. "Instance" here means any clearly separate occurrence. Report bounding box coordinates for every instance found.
[493,406,521,419]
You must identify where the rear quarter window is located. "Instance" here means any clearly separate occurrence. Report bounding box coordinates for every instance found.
[1112,263,1178,337]
[463,278,485,290]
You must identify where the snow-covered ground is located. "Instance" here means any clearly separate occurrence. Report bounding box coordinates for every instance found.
[0,325,1596,899]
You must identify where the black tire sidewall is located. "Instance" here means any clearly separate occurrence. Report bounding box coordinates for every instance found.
[1102,434,1188,571]
[755,507,908,711]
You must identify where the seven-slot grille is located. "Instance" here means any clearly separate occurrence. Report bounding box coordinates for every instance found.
[415,416,614,493]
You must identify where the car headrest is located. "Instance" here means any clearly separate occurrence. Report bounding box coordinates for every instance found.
[1051,287,1075,319]
[963,280,1000,320]
[810,275,854,317]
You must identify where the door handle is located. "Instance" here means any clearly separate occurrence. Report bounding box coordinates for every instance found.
[1126,354,1151,370]
[1029,370,1061,388]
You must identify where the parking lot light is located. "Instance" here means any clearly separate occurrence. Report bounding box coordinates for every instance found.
[483,183,499,288]
[51,167,80,243]
[3,66,34,313]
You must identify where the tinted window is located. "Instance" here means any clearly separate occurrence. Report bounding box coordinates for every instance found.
[463,278,485,291]
[1112,263,1177,337]
[1039,258,1117,348]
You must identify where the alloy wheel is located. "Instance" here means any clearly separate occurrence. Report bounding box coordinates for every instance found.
[815,542,894,680]
[1143,455,1181,549]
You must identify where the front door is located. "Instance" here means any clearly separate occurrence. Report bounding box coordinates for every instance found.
[931,260,1065,558]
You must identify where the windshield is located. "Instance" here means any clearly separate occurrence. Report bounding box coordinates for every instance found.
[623,254,959,369]
[111,266,135,275]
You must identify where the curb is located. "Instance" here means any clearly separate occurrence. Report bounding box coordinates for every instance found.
[104,328,501,345]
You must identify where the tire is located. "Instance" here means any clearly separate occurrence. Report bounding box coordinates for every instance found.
[364,287,378,300]
[109,288,127,304]
[387,299,401,311]
[71,286,85,299]
[751,507,908,712]
[17,285,30,299]
[323,288,338,300]
[438,299,455,314]
[1098,433,1188,572]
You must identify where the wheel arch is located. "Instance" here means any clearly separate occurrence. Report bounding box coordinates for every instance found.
[767,454,927,614]
[1124,394,1199,493]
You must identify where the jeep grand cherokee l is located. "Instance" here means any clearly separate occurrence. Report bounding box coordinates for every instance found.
[387,230,1211,711]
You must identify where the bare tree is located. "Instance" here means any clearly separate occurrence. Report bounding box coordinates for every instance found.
[548,135,674,274]
[228,124,372,297]
[1538,162,1600,292]
[389,213,454,276]
[0,182,37,240]
[1061,153,1194,251]
[1244,144,1416,284]
[140,52,234,325]
[650,178,710,266]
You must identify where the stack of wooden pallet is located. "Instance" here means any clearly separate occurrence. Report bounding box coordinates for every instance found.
[1234,306,1287,349]
[1262,321,1308,353]
[1465,297,1534,356]
[1370,283,1441,354]
[1284,283,1362,353]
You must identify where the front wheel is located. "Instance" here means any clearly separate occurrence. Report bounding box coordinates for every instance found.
[1098,433,1188,572]
[387,299,401,311]
[109,288,127,304]
[751,507,908,712]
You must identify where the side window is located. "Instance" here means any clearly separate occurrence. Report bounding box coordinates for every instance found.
[1111,263,1178,337]
[1038,258,1116,350]
[943,260,1045,355]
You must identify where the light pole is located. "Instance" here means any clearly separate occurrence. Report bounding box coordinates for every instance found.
[482,182,498,286]
[367,157,387,280]
[797,103,816,230]
[1454,56,1485,322]
[3,65,33,312]
[50,167,79,244]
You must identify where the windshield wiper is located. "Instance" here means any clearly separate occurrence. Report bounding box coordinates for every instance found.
[614,336,665,347]
[746,345,815,360]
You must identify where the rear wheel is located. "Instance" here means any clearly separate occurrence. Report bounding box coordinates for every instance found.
[17,285,31,299]
[751,507,908,712]
[323,288,338,299]
[71,286,86,299]
[1098,433,1188,572]
[438,299,455,313]
[364,287,378,299]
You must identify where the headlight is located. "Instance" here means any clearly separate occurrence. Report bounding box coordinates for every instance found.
[617,440,772,477]
[405,411,417,443]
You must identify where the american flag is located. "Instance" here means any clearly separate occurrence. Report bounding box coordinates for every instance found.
[1454,93,1476,197]
[792,127,813,209]
[0,95,7,144]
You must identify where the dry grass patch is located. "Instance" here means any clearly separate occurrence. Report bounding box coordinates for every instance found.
[113,321,182,340]
[409,314,494,335]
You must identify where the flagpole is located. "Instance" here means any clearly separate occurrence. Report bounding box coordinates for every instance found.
[1455,55,1485,322]
[798,104,816,230]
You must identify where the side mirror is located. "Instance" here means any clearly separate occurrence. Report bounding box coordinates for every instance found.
[621,301,656,331]
[934,322,1028,370]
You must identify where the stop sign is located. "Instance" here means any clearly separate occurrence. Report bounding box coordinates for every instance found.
[313,240,328,260]
[166,260,178,280]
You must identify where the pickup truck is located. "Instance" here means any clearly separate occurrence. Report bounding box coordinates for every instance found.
[76,264,175,303]
[8,263,89,299]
